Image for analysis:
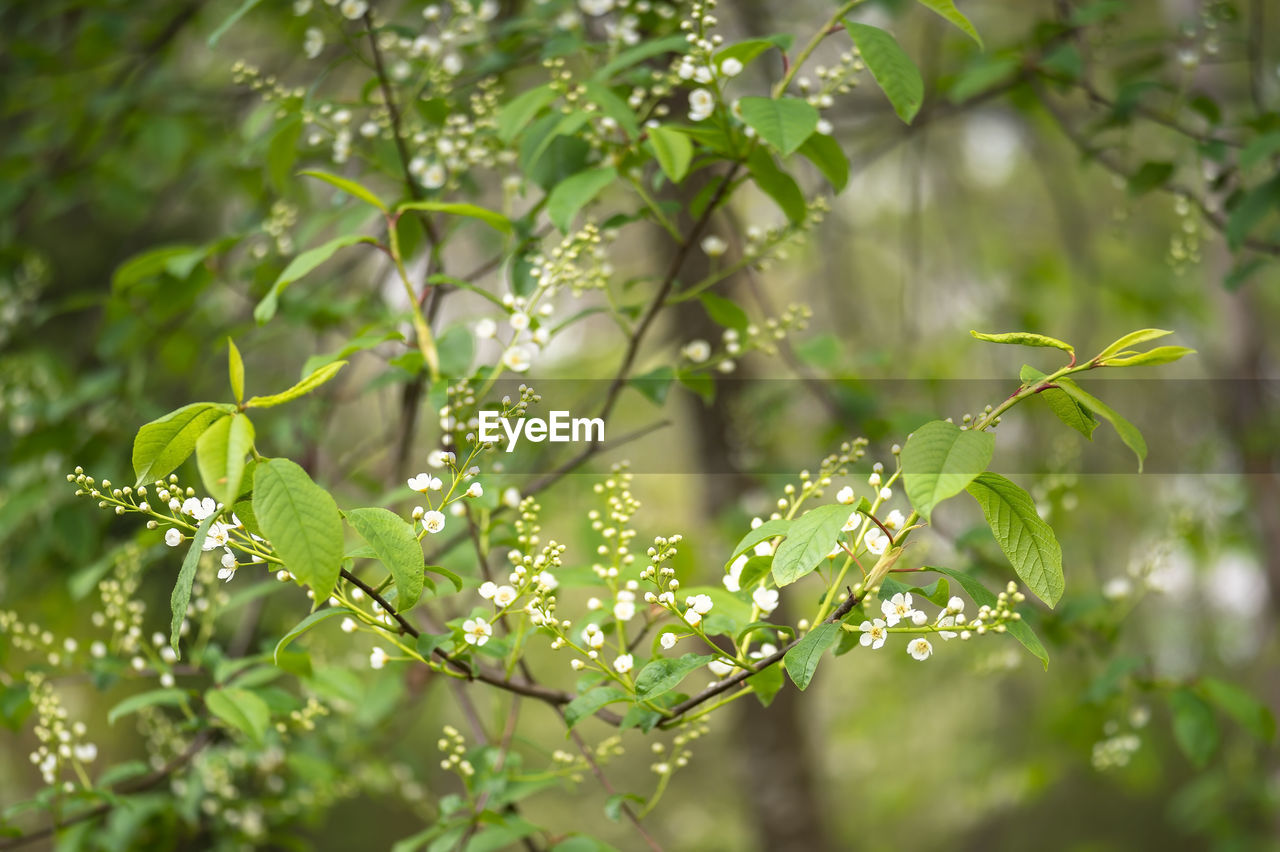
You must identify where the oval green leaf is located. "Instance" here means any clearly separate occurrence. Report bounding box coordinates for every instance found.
[901,419,995,522]
[772,504,852,586]
[845,22,924,124]
[964,473,1063,607]
[132,402,237,487]
[252,458,344,601]
[738,96,820,156]
[345,507,425,610]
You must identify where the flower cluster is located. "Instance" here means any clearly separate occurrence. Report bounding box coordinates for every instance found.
[852,582,1027,662]
[680,302,813,374]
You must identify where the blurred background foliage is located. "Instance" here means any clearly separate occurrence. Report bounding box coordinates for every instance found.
[3,0,1280,849]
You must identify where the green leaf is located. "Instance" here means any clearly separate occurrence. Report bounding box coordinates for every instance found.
[699,292,749,331]
[772,504,851,586]
[245,361,347,408]
[107,688,189,726]
[964,473,1063,607]
[747,661,785,706]
[132,402,236,486]
[630,366,675,406]
[416,632,449,660]
[926,565,1048,668]
[783,623,840,690]
[737,96,820,156]
[302,331,403,376]
[266,117,303,194]
[547,167,617,232]
[1168,687,1220,768]
[880,575,951,607]
[1199,678,1276,742]
[1225,176,1280,250]
[170,514,217,657]
[195,413,255,506]
[253,458,344,601]
[435,325,474,377]
[497,85,558,143]
[1127,161,1174,196]
[727,518,791,568]
[747,146,806,224]
[901,419,995,522]
[564,687,629,728]
[255,235,378,324]
[735,557,776,591]
[428,565,464,593]
[845,22,924,124]
[797,132,849,192]
[227,339,245,404]
[583,81,640,140]
[1095,328,1173,361]
[1056,378,1147,470]
[299,169,387,212]
[111,244,207,292]
[345,508,425,610]
[970,329,1073,354]
[1240,131,1280,171]
[947,53,1019,103]
[395,200,512,234]
[274,608,351,665]
[716,34,793,67]
[1041,388,1098,438]
[1099,346,1195,368]
[593,33,690,81]
[917,0,983,47]
[647,126,693,184]
[633,653,714,701]
[205,687,270,745]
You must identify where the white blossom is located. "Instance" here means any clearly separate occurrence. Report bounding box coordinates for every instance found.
[182,497,217,520]
[859,618,888,650]
[408,473,442,492]
[723,554,746,592]
[493,585,517,607]
[880,592,915,627]
[720,57,743,77]
[700,235,727,257]
[340,0,367,20]
[422,511,446,534]
[164,529,182,547]
[370,647,388,669]
[462,618,492,646]
[503,344,535,373]
[708,658,736,677]
[688,88,715,121]
[660,632,677,650]
[683,339,712,363]
[752,587,779,615]
[613,653,634,674]
[907,637,933,661]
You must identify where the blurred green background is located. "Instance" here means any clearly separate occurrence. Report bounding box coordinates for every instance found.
[3,0,1280,849]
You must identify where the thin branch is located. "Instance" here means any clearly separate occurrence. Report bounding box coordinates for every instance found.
[1032,79,1280,258]
[564,727,664,852]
